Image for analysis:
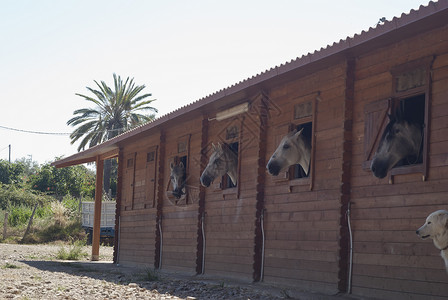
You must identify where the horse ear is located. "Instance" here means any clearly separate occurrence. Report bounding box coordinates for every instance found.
[294,128,304,140]
[179,161,184,168]
[170,162,174,170]
[395,106,405,122]
[212,143,216,151]
[217,143,222,150]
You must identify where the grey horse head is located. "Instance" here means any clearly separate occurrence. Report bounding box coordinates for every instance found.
[170,161,186,199]
[200,143,238,187]
[371,112,422,179]
[266,128,311,176]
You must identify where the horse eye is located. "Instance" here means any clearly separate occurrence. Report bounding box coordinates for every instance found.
[427,221,432,225]
[283,144,290,150]
[214,159,221,165]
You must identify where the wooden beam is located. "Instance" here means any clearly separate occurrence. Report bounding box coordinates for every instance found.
[92,156,104,261]
[53,157,96,168]
[100,148,119,161]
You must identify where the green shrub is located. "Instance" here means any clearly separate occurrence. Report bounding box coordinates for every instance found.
[56,239,87,260]
[8,205,32,227]
[143,268,159,281]
[36,219,86,243]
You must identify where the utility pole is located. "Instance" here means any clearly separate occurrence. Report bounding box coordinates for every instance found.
[8,144,11,163]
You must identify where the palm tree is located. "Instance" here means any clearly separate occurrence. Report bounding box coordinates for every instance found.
[68,73,157,195]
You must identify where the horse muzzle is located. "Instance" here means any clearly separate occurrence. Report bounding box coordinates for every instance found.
[370,159,388,179]
[266,161,281,176]
[200,174,213,187]
[172,189,183,199]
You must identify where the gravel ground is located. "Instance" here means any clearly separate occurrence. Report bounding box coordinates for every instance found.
[0,243,289,299]
[0,243,357,300]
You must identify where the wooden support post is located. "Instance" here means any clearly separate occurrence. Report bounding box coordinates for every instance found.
[92,156,104,261]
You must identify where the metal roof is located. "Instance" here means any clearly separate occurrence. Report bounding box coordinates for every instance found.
[53,0,448,168]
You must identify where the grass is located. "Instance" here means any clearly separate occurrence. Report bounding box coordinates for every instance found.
[56,239,88,260]
[142,268,160,281]
[2,262,20,269]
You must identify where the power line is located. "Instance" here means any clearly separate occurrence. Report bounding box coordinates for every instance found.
[0,125,70,135]
[0,145,10,152]
[0,125,128,136]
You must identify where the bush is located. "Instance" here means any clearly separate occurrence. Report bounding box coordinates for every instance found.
[8,205,32,227]
[56,239,88,260]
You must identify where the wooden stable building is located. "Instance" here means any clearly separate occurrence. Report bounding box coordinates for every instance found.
[53,2,448,299]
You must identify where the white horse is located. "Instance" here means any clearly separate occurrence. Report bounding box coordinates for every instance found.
[200,143,238,187]
[169,161,186,199]
[266,128,311,176]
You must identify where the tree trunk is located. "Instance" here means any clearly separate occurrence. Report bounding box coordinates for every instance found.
[22,204,38,242]
[103,158,111,199]
[3,211,8,239]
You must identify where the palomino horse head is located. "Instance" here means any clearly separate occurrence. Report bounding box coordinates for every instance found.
[170,161,186,199]
[200,143,238,187]
[266,128,311,176]
[370,111,423,179]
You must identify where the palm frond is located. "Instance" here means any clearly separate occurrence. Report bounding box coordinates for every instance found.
[69,74,158,151]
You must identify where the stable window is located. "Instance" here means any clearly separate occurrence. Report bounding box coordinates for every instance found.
[290,97,316,190]
[212,122,241,197]
[271,95,316,191]
[290,122,312,179]
[221,141,238,189]
[166,134,191,205]
[364,56,433,181]
[220,124,240,191]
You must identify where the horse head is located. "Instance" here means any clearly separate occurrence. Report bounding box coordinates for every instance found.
[267,128,311,176]
[200,143,238,187]
[371,111,422,179]
[170,161,186,199]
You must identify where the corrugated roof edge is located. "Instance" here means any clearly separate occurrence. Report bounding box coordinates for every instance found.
[53,0,447,167]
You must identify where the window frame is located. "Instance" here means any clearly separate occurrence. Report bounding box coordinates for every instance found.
[272,93,317,191]
[363,56,433,182]
[220,122,241,197]
[166,134,192,206]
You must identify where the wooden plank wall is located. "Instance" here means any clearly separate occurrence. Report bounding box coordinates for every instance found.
[202,111,260,281]
[118,134,160,267]
[114,21,448,299]
[262,63,347,294]
[350,24,448,299]
[159,118,202,273]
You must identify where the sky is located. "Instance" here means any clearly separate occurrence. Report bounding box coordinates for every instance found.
[0,0,432,165]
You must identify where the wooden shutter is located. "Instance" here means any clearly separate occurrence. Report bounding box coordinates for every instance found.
[124,152,136,210]
[145,146,158,208]
[363,98,392,163]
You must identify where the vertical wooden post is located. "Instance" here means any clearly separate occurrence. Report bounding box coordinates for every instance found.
[113,150,123,264]
[154,130,166,269]
[196,116,209,274]
[252,91,269,282]
[92,156,104,261]
[338,57,356,293]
